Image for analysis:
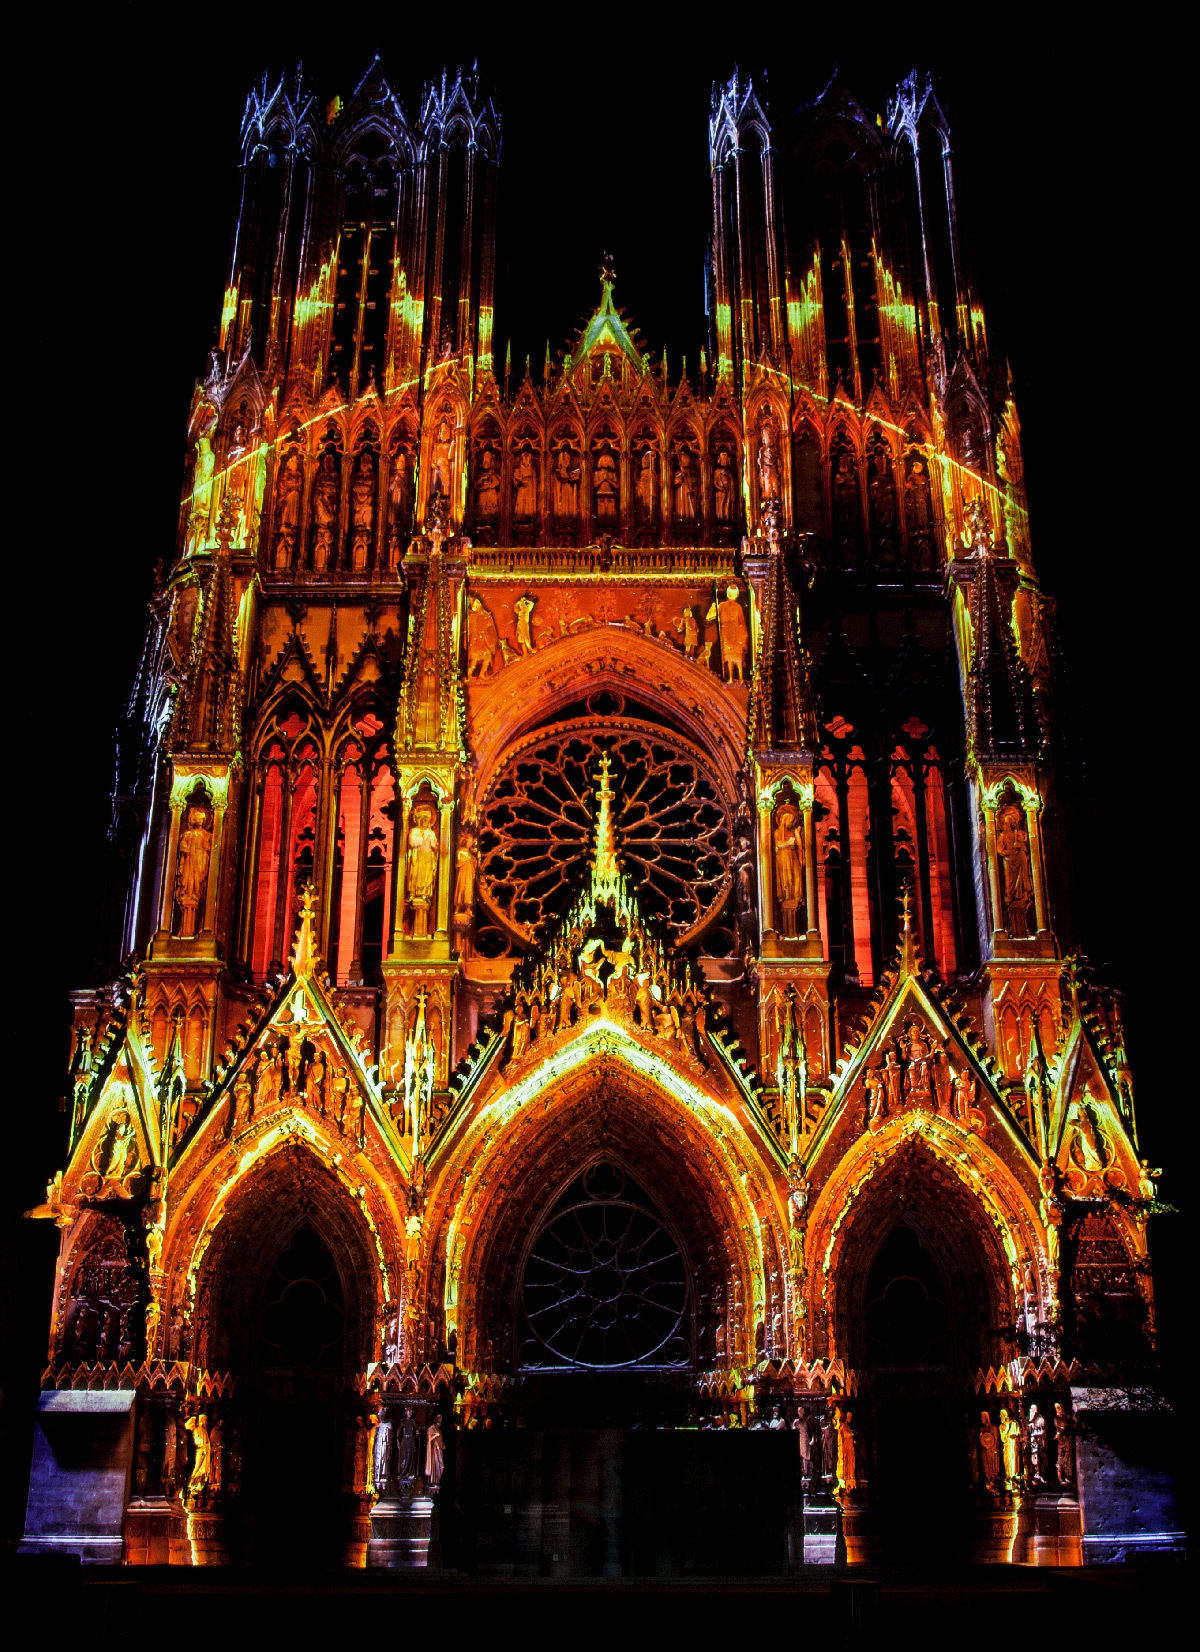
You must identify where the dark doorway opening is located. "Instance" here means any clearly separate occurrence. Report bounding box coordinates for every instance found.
[243,1226,348,1568]
[864,1224,970,1562]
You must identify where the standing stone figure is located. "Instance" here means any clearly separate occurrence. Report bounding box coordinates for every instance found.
[713,447,735,523]
[424,1414,445,1489]
[1054,1402,1075,1485]
[997,802,1035,935]
[398,1408,419,1493]
[773,803,804,933]
[998,1407,1021,1490]
[311,452,340,570]
[373,1410,395,1498]
[978,1411,1001,1491]
[1027,1404,1048,1486]
[175,805,212,937]
[406,805,440,939]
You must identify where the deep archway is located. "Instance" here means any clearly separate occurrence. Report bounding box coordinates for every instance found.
[192,1147,383,1566]
[828,1143,1015,1560]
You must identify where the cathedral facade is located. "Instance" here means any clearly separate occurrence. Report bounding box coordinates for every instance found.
[21,60,1179,1571]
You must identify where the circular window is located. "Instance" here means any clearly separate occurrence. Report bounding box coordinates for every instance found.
[479,723,730,946]
[519,1163,691,1370]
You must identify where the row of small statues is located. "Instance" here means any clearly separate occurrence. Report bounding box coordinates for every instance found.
[470,440,746,528]
[230,1035,367,1145]
[973,1402,1075,1497]
[369,1405,445,1498]
[465,584,750,683]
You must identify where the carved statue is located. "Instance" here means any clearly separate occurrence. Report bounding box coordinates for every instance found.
[312,452,340,571]
[998,1406,1021,1490]
[453,839,478,917]
[406,804,440,939]
[901,1021,932,1104]
[551,446,580,518]
[773,804,804,934]
[865,1063,886,1127]
[466,596,500,677]
[174,805,212,938]
[635,449,657,522]
[953,1068,977,1122]
[388,450,413,549]
[254,1046,281,1111]
[675,605,701,657]
[285,1036,303,1096]
[373,1411,395,1497]
[757,418,780,502]
[978,1411,1001,1490]
[514,594,537,655]
[184,1413,211,1499]
[398,1407,419,1490]
[93,1109,138,1183]
[332,1064,350,1130]
[430,417,455,497]
[795,1409,813,1480]
[1027,1403,1048,1486]
[349,453,376,569]
[1054,1402,1075,1485]
[712,584,748,682]
[820,1412,837,1483]
[513,449,538,520]
[474,447,500,520]
[593,447,619,525]
[834,1409,857,1491]
[305,1048,327,1115]
[672,447,699,524]
[713,447,735,524]
[882,1047,903,1112]
[997,802,1035,935]
[425,1414,445,1489]
[931,1040,954,1115]
[273,451,303,568]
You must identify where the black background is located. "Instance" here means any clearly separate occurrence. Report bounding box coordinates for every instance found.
[3,3,1187,1543]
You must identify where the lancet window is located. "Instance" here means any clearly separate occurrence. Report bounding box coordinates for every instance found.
[327,711,396,985]
[329,158,400,399]
[815,716,965,985]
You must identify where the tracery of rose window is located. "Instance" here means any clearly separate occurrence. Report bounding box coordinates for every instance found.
[478,723,730,945]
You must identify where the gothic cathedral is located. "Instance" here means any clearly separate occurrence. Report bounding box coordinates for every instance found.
[21,61,1180,1571]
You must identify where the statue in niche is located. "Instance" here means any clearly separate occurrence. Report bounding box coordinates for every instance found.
[868,443,897,564]
[713,446,735,524]
[453,837,478,917]
[672,447,699,525]
[865,1063,886,1127]
[185,1414,211,1499]
[996,800,1035,935]
[388,451,414,550]
[931,1039,954,1114]
[978,1411,1001,1492]
[398,1407,419,1491]
[93,1109,138,1183]
[430,416,455,497]
[349,453,376,569]
[425,1414,445,1489]
[882,1046,903,1112]
[311,452,340,571]
[373,1410,395,1497]
[406,803,440,940]
[757,418,780,501]
[711,583,748,682]
[174,803,212,938]
[466,597,499,678]
[273,451,303,568]
[332,1064,350,1130]
[634,449,657,523]
[1027,1404,1048,1486]
[834,1409,857,1491]
[513,449,538,520]
[233,1069,252,1131]
[285,1037,303,1095]
[514,593,537,655]
[832,447,860,566]
[473,447,500,520]
[998,1406,1021,1489]
[953,1067,977,1123]
[593,446,619,525]
[551,446,581,518]
[773,802,804,935]
[904,456,935,569]
[820,1413,837,1484]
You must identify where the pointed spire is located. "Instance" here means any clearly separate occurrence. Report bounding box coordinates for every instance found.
[592,752,621,892]
[899,884,919,975]
[291,882,321,978]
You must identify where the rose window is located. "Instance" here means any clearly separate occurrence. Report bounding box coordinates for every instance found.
[478,723,730,945]
[519,1162,691,1370]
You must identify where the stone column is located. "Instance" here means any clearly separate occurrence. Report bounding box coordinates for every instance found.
[156,805,183,940]
[983,801,1004,938]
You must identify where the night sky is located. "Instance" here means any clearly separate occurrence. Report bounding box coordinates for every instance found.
[4,5,1185,1536]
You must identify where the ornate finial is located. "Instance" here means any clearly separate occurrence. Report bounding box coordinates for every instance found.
[291,883,320,978]
[600,251,617,290]
[899,884,918,974]
[592,753,621,893]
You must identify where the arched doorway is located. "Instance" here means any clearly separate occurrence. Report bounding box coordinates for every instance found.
[192,1148,381,1566]
[830,1144,1014,1561]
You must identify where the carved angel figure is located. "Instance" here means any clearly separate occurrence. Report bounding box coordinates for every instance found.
[175,805,212,937]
